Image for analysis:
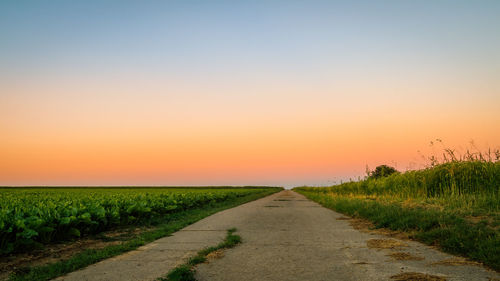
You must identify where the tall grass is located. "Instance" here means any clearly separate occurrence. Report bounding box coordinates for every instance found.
[294,147,500,269]
[299,161,500,199]
[297,191,500,270]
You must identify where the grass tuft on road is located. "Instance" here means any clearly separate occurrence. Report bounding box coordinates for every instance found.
[158,228,241,281]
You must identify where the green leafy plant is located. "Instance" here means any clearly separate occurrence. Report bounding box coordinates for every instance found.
[0,187,280,255]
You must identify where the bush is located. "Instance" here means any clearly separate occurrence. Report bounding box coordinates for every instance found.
[368,165,399,179]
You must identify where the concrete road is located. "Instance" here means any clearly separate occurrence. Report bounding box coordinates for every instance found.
[56,190,499,281]
[194,190,498,281]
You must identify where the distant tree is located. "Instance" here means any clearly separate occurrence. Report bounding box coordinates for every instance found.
[368,165,399,179]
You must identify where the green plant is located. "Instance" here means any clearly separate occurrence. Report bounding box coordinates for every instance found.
[0,187,281,255]
[294,154,500,270]
[8,190,278,281]
[159,228,242,281]
[367,165,399,179]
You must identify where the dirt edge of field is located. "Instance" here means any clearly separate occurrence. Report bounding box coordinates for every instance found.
[0,226,153,280]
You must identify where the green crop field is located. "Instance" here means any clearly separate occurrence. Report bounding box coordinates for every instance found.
[0,187,279,255]
[294,160,500,270]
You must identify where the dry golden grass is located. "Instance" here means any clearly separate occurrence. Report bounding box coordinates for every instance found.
[431,257,481,266]
[336,216,351,220]
[205,249,225,261]
[390,272,447,281]
[367,238,408,249]
[388,252,425,261]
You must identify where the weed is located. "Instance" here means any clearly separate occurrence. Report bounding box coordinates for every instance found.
[159,228,242,281]
[158,265,195,281]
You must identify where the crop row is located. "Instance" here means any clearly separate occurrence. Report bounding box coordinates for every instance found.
[0,188,264,254]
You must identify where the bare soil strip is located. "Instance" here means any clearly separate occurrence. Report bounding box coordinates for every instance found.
[0,226,151,280]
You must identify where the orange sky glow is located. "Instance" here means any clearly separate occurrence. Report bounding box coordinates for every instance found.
[1,1,499,187]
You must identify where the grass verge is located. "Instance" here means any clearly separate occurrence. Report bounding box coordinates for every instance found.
[295,190,500,271]
[8,190,275,281]
[158,228,241,281]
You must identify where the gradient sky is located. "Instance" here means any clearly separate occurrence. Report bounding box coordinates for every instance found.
[1,0,499,187]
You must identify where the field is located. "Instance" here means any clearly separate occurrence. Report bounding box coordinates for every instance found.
[294,160,500,270]
[0,187,280,256]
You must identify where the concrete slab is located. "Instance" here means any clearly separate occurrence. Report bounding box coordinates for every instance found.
[54,224,227,280]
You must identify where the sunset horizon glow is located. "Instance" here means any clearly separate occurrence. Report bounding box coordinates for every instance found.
[1,1,499,188]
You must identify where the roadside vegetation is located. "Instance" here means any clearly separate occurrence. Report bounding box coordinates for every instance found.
[158,228,241,281]
[294,147,500,270]
[0,187,277,254]
[1,187,281,281]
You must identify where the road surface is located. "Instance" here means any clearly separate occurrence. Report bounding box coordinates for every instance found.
[56,190,499,281]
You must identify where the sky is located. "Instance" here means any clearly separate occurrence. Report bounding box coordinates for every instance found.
[1,0,499,188]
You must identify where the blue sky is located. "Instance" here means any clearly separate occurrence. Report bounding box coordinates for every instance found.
[2,0,499,77]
